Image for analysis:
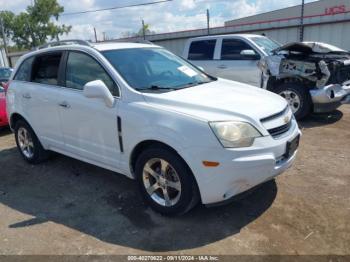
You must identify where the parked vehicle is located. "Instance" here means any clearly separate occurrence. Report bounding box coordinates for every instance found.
[183,34,350,119]
[260,42,350,119]
[0,67,13,87]
[7,40,300,215]
[0,86,8,127]
[0,68,13,128]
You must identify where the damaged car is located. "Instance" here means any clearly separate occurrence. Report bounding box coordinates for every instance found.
[184,35,350,120]
[260,42,350,119]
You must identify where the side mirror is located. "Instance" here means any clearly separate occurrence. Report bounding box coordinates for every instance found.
[83,80,115,108]
[240,49,260,60]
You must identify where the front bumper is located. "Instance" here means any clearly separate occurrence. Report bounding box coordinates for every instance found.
[182,119,301,205]
[309,84,350,113]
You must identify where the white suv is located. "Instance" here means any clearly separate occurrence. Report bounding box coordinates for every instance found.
[6,40,301,215]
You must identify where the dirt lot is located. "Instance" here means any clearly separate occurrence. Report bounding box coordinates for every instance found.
[0,106,349,255]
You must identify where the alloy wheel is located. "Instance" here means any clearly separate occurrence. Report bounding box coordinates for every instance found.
[142,158,182,207]
[17,127,34,159]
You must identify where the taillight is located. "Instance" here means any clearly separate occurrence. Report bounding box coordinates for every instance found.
[2,81,10,93]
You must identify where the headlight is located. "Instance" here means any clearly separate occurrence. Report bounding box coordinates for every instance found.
[209,121,262,148]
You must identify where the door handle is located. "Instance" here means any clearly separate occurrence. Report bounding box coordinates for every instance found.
[22,93,31,99]
[58,101,70,108]
[217,65,227,69]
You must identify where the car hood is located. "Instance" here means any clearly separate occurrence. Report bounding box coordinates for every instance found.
[273,41,349,54]
[142,79,287,122]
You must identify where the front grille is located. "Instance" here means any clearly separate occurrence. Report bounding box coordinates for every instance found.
[267,120,292,138]
[328,64,350,85]
[338,66,350,84]
[260,106,288,122]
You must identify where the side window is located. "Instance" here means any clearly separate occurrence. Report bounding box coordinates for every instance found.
[188,40,216,60]
[14,57,34,81]
[221,39,259,60]
[65,52,119,96]
[32,53,62,85]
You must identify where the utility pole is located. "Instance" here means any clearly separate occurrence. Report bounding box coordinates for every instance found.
[206,9,210,35]
[94,27,98,42]
[0,15,9,64]
[299,0,305,41]
[102,32,106,41]
[142,19,146,40]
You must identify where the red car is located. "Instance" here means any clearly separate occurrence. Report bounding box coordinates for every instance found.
[0,68,13,127]
[0,85,8,127]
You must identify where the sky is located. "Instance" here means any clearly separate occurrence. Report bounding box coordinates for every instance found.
[1,0,317,41]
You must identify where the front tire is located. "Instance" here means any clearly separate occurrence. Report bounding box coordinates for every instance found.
[14,120,50,164]
[135,146,199,215]
[274,82,312,120]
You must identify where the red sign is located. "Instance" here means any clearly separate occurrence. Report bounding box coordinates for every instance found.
[325,5,346,15]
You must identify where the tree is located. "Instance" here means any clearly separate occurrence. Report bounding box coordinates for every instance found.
[121,23,155,38]
[137,23,155,37]
[0,0,71,49]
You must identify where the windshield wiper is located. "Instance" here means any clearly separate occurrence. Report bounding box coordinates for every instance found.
[135,85,176,91]
[176,80,212,90]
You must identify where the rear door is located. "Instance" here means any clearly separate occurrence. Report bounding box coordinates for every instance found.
[214,38,261,86]
[58,50,121,168]
[186,39,218,74]
[14,52,65,149]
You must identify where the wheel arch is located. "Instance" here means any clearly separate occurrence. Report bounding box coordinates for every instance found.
[10,113,30,130]
[130,140,180,176]
[131,139,201,214]
[129,139,197,185]
[266,76,313,92]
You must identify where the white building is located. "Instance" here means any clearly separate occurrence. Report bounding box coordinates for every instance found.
[115,0,350,56]
[224,0,350,49]
[7,0,350,65]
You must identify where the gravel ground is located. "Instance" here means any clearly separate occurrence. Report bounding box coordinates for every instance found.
[0,105,349,255]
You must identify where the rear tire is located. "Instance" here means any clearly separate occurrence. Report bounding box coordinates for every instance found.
[14,120,50,164]
[273,82,312,120]
[135,145,199,216]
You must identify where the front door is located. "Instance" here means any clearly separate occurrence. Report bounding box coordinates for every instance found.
[214,38,261,87]
[58,51,121,168]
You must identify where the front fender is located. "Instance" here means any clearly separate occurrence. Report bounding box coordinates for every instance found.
[118,102,220,177]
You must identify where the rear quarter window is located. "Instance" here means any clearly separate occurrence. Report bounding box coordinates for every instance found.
[14,57,34,81]
[31,52,62,86]
[188,40,216,60]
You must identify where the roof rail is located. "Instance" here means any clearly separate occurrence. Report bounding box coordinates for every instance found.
[111,39,155,45]
[35,39,92,50]
[133,39,154,45]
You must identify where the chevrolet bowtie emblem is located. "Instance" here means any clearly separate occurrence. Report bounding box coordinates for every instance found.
[284,115,290,124]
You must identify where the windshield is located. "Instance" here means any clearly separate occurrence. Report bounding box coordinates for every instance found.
[102,48,215,91]
[250,37,281,55]
[0,68,12,80]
